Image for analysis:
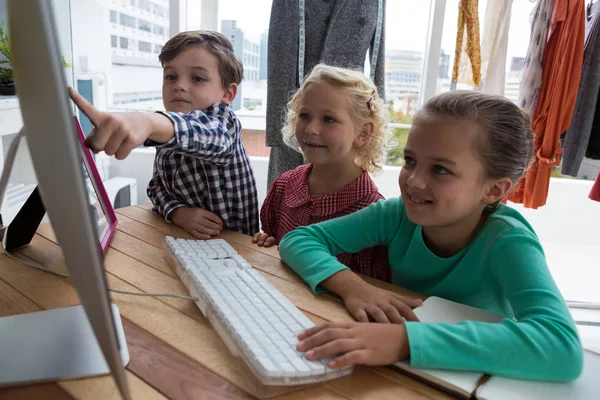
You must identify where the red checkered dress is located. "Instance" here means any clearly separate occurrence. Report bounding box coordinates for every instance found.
[261,164,391,282]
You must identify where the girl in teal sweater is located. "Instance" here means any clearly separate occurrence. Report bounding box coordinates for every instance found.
[279,91,583,381]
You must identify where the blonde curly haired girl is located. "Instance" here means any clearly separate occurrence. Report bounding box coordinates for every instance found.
[282,64,392,173]
[253,64,392,283]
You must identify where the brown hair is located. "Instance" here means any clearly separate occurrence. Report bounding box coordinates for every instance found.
[414,91,535,204]
[159,30,243,88]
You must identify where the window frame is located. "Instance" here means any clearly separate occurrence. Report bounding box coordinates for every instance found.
[168,0,445,110]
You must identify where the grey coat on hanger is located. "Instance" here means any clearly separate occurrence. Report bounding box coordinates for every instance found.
[265,0,386,187]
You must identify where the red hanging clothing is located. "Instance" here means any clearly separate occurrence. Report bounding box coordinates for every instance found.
[590,172,600,202]
[509,0,585,208]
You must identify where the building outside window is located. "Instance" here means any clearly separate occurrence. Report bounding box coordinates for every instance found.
[154,24,166,37]
[138,19,152,33]
[119,13,136,29]
[138,0,152,12]
[139,41,152,52]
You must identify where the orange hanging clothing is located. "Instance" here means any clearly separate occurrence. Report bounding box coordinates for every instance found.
[452,0,481,86]
[509,0,585,208]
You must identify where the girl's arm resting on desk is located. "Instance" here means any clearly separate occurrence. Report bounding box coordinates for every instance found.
[280,199,402,292]
[148,105,238,163]
[280,199,421,322]
[405,232,583,381]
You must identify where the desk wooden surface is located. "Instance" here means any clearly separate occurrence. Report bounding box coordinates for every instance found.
[0,204,453,400]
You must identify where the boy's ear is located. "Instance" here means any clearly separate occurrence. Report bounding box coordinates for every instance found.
[221,83,238,105]
[483,177,512,205]
[354,121,374,148]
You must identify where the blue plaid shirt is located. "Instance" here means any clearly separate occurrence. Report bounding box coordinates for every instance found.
[146,104,259,236]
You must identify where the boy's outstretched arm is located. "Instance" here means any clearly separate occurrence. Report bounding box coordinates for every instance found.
[69,88,174,159]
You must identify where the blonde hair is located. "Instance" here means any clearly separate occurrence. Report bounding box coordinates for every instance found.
[282,64,392,173]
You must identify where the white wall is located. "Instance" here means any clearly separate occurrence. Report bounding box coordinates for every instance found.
[109,147,156,203]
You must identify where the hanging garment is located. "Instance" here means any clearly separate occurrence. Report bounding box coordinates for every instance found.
[586,89,600,158]
[509,0,585,209]
[518,0,555,116]
[452,0,482,87]
[589,172,600,201]
[586,0,599,39]
[480,0,514,95]
[265,0,386,187]
[561,6,600,175]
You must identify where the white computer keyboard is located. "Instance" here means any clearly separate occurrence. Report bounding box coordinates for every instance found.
[163,236,353,386]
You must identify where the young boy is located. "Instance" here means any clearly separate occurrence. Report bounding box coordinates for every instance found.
[70,31,259,238]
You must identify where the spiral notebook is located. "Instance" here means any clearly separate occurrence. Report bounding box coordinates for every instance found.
[392,297,600,400]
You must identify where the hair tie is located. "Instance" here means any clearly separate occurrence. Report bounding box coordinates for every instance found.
[367,91,376,110]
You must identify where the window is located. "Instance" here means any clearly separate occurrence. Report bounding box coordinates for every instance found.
[381,1,431,166]
[154,24,166,36]
[56,0,599,314]
[153,4,168,18]
[435,0,537,102]
[67,1,170,115]
[139,0,152,12]
[119,13,136,28]
[219,0,271,115]
[139,41,152,53]
[138,19,152,33]
[118,37,138,51]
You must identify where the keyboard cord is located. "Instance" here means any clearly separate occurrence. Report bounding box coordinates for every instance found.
[1,224,199,302]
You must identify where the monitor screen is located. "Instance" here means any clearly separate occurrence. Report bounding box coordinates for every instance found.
[85,171,110,240]
[74,115,117,253]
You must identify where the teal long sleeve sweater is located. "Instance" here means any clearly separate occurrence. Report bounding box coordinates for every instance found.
[279,197,583,381]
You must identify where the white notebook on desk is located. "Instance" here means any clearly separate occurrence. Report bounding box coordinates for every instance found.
[392,296,600,400]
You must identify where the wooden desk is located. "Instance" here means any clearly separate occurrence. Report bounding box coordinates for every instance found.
[0,204,452,400]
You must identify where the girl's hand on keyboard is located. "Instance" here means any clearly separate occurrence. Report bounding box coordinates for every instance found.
[296,321,410,369]
[171,207,223,239]
[342,281,422,323]
[252,232,277,247]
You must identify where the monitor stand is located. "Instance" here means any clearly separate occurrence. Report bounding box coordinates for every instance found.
[3,186,46,251]
[0,304,130,387]
[0,130,130,390]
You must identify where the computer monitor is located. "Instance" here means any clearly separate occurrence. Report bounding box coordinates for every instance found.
[8,2,130,398]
